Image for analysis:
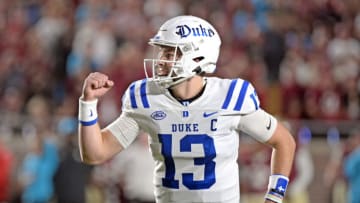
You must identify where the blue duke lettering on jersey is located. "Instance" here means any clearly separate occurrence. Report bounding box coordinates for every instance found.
[176,24,215,38]
[171,120,217,133]
[172,123,199,132]
[211,119,217,131]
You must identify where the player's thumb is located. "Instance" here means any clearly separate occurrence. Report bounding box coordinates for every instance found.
[105,80,114,88]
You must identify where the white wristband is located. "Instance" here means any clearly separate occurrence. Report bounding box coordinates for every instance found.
[264,174,289,203]
[78,99,98,126]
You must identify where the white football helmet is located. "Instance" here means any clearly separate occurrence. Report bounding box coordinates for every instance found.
[144,15,221,88]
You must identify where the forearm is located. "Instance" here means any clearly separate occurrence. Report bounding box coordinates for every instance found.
[268,123,296,175]
[265,122,296,203]
[79,124,106,164]
[270,142,295,176]
[78,99,123,164]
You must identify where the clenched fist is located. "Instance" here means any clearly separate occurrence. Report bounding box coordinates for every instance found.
[81,72,114,101]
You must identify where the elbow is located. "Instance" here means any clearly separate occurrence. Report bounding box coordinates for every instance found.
[290,134,297,153]
[81,158,103,165]
[269,130,297,158]
[267,125,297,152]
[79,151,107,165]
[284,132,296,159]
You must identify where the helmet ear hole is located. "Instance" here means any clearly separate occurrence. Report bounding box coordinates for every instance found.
[193,56,204,62]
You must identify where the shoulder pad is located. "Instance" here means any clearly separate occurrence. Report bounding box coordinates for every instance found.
[220,79,260,114]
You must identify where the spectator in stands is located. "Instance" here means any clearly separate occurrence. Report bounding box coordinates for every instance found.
[0,137,14,202]
[92,132,156,203]
[286,126,314,203]
[343,128,360,203]
[323,127,347,203]
[16,95,60,203]
[238,135,272,203]
[54,115,93,203]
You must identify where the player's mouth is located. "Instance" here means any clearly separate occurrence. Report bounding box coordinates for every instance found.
[155,66,171,76]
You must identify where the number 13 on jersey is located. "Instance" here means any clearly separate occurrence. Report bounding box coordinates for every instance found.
[158,134,217,190]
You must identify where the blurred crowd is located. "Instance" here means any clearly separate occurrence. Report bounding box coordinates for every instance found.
[0,0,359,202]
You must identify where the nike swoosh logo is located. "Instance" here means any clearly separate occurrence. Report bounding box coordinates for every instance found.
[89,110,93,117]
[203,111,218,118]
[266,117,271,130]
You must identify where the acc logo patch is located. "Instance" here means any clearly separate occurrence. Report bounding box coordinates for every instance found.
[151,111,167,120]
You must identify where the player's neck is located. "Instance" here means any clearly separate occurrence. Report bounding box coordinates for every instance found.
[169,76,205,101]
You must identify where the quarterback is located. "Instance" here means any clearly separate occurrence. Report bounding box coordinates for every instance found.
[78,15,296,203]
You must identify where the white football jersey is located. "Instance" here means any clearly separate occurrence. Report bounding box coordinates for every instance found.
[118,77,262,203]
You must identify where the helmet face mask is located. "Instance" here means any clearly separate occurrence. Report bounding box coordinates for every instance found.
[144,46,185,88]
[144,15,221,88]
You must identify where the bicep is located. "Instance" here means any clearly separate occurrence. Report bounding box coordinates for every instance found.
[104,113,140,149]
[100,129,124,159]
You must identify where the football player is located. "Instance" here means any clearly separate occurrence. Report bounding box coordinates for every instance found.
[78,15,296,203]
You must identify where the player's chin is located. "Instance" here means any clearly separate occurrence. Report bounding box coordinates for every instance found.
[156,69,170,76]
[157,73,169,77]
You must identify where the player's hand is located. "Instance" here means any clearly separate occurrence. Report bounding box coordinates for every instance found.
[81,72,114,101]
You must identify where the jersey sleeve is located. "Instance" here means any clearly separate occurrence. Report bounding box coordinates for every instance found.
[240,80,260,114]
[238,109,278,143]
[224,79,276,142]
[104,81,144,148]
[104,113,140,149]
[121,81,136,112]
[121,79,152,112]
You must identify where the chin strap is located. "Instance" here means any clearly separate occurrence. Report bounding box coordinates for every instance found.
[167,76,193,89]
[161,65,207,89]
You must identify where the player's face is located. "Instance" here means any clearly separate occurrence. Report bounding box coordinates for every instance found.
[155,46,182,77]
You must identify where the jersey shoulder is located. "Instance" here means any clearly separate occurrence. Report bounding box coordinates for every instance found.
[121,78,164,111]
[206,77,260,114]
